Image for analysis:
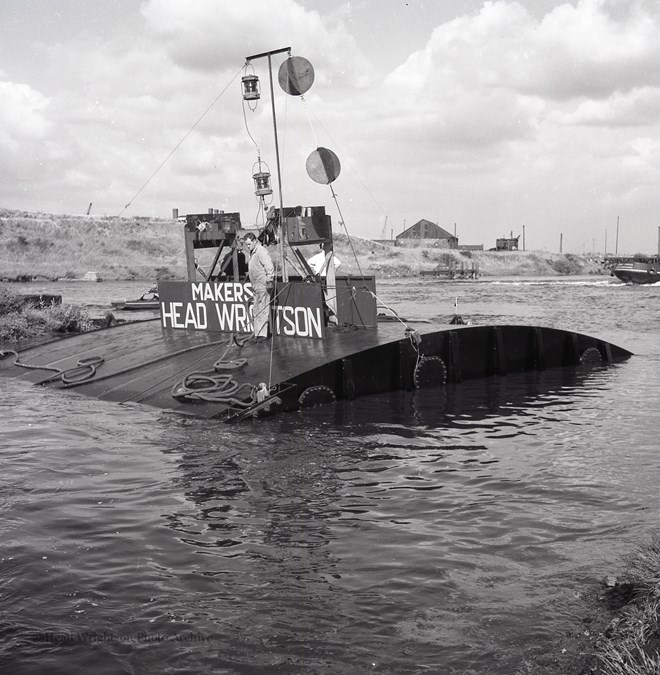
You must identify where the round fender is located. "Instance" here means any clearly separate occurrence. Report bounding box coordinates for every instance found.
[414,356,447,388]
[298,385,336,409]
[580,346,602,365]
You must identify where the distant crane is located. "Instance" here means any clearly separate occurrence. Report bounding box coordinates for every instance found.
[379,215,388,240]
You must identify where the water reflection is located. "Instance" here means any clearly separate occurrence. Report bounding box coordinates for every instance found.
[289,364,615,432]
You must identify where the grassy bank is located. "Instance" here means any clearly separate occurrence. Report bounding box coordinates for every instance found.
[0,283,96,345]
[0,208,184,281]
[1,208,606,281]
[517,533,660,675]
[596,534,660,674]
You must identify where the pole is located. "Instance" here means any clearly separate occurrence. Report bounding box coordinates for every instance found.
[523,224,526,251]
[245,47,291,282]
[615,215,619,255]
[605,229,607,256]
[267,53,288,281]
[560,233,563,253]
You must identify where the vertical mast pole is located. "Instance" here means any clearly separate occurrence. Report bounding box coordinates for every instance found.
[615,215,619,256]
[267,53,288,281]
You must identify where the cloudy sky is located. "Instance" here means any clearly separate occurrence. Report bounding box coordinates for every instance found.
[1,0,659,254]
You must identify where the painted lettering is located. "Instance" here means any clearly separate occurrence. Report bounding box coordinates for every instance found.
[215,303,234,331]
[306,307,322,338]
[161,302,184,328]
[234,303,251,333]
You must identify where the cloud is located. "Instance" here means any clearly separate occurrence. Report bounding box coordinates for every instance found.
[560,87,660,126]
[1,0,659,251]
[0,81,51,147]
[385,0,660,104]
[140,0,374,87]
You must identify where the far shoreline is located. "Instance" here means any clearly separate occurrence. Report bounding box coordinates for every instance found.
[1,208,616,283]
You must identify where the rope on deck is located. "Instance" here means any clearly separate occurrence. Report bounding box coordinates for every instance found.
[0,350,104,385]
[170,356,259,407]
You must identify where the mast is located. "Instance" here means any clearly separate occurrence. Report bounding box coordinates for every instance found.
[245,47,291,282]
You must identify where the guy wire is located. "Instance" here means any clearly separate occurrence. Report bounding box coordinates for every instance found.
[118,66,244,217]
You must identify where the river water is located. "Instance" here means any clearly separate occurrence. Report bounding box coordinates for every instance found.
[1,277,658,675]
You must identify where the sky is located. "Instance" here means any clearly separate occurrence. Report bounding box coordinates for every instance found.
[1,0,659,255]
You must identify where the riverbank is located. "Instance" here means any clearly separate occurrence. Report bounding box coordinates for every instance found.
[519,532,660,675]
[0,284,122,346]
[1,208,607,281]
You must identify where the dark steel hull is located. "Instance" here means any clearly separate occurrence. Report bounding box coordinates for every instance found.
[0,319,633,422]
[612,261,659,284]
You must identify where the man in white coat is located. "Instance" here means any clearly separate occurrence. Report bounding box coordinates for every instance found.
[243,232,275,342]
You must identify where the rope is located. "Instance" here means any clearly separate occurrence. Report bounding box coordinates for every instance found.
[120,337,237,404]
[328,183,365,279]
[171,356,257,406]
[0,350,104,385]
[300,94,320,147]
[303,102,388,222]
[117,66,243,217]
[20,338,230,389]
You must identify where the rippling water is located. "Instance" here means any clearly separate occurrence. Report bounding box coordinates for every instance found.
[1,277,659,674]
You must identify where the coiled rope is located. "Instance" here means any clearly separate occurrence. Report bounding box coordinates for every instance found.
[170,356,257,406]
[0,350,104,385]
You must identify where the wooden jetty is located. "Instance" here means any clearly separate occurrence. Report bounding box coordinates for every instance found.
[420,257,479,279]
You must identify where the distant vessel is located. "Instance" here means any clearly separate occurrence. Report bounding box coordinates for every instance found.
[58,271,101,282]
[612,226,660,284]
[111,289,159,310]
[612,257,659,285]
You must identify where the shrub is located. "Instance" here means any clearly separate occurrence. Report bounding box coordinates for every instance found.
[0,291,93,343]
[0,284,23,315]
[0,310,31,342]
[44,304,94,333]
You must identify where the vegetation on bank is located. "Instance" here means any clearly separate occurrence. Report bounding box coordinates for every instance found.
[517,533,660,675]
[1,208,608,281]
[596,534,660,675]
[0,284,94,344]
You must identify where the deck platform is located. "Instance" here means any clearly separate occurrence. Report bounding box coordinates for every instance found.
[0,318,632,421]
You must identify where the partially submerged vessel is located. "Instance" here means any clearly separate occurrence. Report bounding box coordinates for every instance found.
[0,49,633,421]
[111,290,160,311]
[612,256,659,285]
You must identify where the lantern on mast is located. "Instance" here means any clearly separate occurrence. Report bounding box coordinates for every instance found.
[241,74,260,101]
[252,158,273,198]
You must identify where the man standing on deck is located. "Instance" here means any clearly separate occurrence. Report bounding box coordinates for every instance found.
[243,232,275,342]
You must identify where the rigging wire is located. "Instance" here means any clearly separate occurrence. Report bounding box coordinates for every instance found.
[328,183,365,279]
[304,101,388,221]
[117,66,244,217]
[300,95,320,148]
[241,81,261,154]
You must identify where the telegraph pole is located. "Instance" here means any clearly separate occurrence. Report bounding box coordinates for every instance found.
[615,216,619,255]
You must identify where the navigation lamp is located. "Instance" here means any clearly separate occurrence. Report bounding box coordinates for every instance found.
[241,74,260,101]
[253,170,272,197]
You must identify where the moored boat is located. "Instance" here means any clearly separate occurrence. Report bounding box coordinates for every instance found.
[612,257,659,284]
[111,291,160,310]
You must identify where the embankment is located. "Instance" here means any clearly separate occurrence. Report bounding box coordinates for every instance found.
[1,209,607,281]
